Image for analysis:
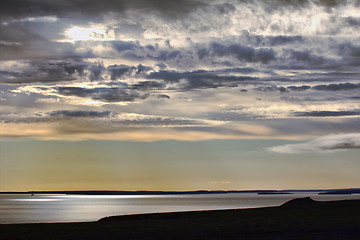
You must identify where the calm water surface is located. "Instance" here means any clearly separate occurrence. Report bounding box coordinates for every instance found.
[1,193,360,224]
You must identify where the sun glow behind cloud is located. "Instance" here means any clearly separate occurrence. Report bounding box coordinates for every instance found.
[63,26,115,42]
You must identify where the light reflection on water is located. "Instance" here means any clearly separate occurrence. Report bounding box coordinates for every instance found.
[1,193,360,224]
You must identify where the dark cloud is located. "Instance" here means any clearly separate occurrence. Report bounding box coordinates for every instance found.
[254,86,287,93]
[288,50,325,65]
[89,62,105,81]
[148,50,182,61]
[147,69,258,90]
[294,111,360,117]
[0,59,88,83]
[343,17,360,26]
[0,40,92,61]
[132,81,166,90]
[287,85,311,91]
[112,41,143,52]
[57,87,149,102]
[1,0,351,22]
[49,110,111,118]
[268,36,303,46]
[312,83,360,91]
[157,94,170,99]
[214,3,236,14]
[198,42,276,64]
[338,43,360,66]
[0,0,207,21]
[107,64,134,80]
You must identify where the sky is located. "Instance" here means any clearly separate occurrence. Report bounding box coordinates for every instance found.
[0,0,360,191]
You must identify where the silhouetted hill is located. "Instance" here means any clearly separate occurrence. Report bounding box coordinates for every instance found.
[281,196,316,207]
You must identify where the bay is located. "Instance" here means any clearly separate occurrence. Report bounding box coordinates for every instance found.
[1,193,360,224]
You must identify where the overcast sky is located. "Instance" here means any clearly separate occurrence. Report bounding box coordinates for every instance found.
[1,0,360,191]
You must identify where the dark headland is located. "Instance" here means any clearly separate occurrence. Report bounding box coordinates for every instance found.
[1,197,360,240]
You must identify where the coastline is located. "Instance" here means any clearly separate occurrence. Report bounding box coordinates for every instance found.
[1,198,360,239]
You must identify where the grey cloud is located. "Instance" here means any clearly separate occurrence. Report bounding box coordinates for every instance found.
[312,83,360,91]
[198,42,276,64]
[49,110,111,118]
[0,59,88,83]
[57,87,149,102]
[268,36,303,46]
[245,33,303,47]
[1,111,203,129]
[214,3,236,14]
[338,43,360,66]
[254,86,287,93]
[343,17,360,26]
[294,111,360,117]
[132,81,166,90]
[157,94,170,99]
[269,133,360,154]
[287,85,311,91]
[112,41,143,52]
[89,62,105,81]
[148,50,182,61]
[1,110,112,124]
[0,40,91,61]
[118,48,183,62]
[147,69,258,90]
[107,64,134,80]
[288,50,325,65]
[104,64,152,82]
[0,0,206,21]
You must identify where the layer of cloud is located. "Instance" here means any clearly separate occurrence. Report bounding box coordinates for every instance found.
[0,0,360,141]
[294,111,360,117]
[268,133,360,153]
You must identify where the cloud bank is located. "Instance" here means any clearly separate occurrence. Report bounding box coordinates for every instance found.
[269,133,360,153]
[1,0,360,141]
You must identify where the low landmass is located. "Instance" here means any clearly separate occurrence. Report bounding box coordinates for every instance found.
[1,197,360,240]
[318,188,360,195]
[1,188,353,195]
[257,190,292,195]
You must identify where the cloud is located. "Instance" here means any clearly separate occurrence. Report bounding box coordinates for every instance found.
[157,94,170,99]
[198,42,276,64]
[294,111,360,117]
[132,81,165,90]
[312,83,360,91]
[0,0,206,21]
[1,0,360,143]
[146,69,259,90]
[1,111,205,127]
[254,86,287,93]
[57,86,149,102]
[49,110,111,118]
[0,59,88,83]
[267,35,303,46]
[268,133,360,153]
[287,85,311,91]
[112,41,143,52]
[287,50,325,66]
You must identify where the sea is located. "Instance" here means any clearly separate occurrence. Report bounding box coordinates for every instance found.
[1,193,360,224]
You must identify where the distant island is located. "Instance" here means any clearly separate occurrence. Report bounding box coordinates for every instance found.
[318,188,360,195]
[1,197,360,240]
[2,188,358,195]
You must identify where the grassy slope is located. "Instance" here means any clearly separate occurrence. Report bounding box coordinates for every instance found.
[1,198,360,240]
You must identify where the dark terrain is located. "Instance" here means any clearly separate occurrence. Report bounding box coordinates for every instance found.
[1,197,360,240]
